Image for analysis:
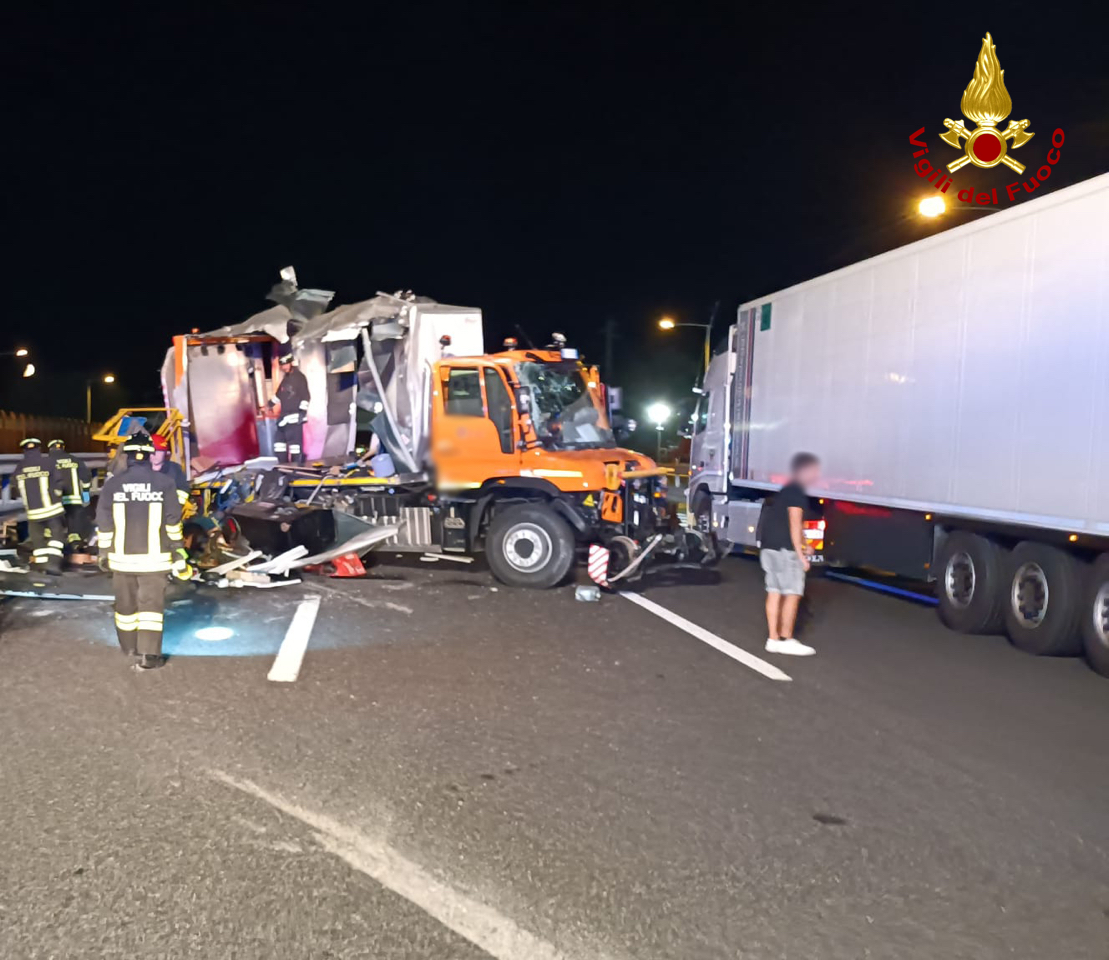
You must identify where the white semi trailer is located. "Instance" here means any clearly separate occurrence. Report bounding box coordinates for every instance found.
[689,173,1109,676]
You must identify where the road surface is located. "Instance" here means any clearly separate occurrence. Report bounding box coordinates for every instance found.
[1,556,1106,959]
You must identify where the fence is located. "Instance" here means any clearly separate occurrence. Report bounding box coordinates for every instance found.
[0,410,105,454]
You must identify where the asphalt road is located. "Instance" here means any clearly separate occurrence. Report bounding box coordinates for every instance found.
[1,555,1106,960]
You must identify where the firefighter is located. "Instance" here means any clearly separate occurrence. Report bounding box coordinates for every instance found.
[47,439,93,550]
[269,348,310,465]
[96,435,189,671]
[12,438,68,575]
[150,434,190,509]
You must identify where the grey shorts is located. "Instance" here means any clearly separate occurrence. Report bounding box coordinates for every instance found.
[759,548,806,596]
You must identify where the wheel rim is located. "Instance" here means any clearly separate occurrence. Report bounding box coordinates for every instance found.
[1094,582,1109,646]
[1010,561,1050,628]
[944,551,976,608]
[502,523,553,573]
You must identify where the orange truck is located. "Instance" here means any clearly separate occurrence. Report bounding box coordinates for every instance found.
[162,282,714,587]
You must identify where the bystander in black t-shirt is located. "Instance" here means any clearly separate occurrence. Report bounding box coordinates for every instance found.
[759,481,808,551]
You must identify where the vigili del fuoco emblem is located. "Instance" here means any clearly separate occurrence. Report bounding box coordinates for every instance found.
[940,33,1034,174]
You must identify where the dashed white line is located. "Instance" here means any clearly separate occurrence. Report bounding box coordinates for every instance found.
[267,595,321,683]
[211,770,612,960]
[620,592,792,682]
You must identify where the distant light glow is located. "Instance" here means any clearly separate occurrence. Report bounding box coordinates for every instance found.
[195,626,233,642]
[919,196,946,218]
[646,402,671,427]
[22,363,35,378]
[103,374,116,384]
[658,317,676,330]
[15,348,28,357]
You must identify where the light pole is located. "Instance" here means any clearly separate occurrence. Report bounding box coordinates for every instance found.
[658,303,719,375]
[646,401,671,461]
[87,374,116,422]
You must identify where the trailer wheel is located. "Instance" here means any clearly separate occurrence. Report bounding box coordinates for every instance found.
[1081,554,1109,677]
[1002,541,1083,657]
[486,503,575,589]
[935,531,1005,634]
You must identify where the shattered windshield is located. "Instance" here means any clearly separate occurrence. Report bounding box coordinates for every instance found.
[516,361,615,450]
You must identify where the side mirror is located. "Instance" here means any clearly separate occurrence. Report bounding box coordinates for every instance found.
[515,385,532,416]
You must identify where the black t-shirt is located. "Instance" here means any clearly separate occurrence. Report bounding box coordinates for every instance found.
[759,481,808,552]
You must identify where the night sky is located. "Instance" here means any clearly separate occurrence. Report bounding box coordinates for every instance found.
[5,2,1107,421]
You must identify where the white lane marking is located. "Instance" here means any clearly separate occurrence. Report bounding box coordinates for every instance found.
[620,592,792,682]
[211,771,608,960]
[267,595,321,683]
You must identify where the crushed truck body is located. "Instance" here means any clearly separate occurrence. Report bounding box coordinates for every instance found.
[161,274,715,588]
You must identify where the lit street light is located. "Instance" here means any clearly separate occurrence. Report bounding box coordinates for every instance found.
[647,401,671,460]
[918,195,997,219]
[87,374,117,422]
[657,306,717,374]
[919,196,946,218]
[22,363,35,378]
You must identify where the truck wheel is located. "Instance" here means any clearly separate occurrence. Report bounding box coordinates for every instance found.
[690,490,726,561]
[935,531,1004,634]
[1002,541,1083,656]
[486,503,576,589]
[1081,554,1109,677]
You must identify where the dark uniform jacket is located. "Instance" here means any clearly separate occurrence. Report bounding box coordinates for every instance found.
[51,451,93,506]
[95,462,184,573]
[274,368,310,426]
[156,459,190,507]
[12,450,65,521]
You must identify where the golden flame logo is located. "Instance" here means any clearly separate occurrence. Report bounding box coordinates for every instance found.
[961,33,1012,126]
[940,33,1033,174]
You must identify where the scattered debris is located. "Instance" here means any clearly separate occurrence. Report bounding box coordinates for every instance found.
[574,584,601,602]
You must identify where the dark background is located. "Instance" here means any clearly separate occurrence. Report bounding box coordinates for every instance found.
[4,1,1106,425]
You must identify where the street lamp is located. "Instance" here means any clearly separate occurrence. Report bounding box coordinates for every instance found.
[657,315,713,373]
[918,196,946,217]
[918,196,998,218]
[22,363,35,378]
[87,374,116,422]
[646,401,671,460]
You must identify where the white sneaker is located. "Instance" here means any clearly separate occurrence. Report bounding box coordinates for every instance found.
[765,638,816,656]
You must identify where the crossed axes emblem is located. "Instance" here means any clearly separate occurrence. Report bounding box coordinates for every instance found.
[940,118,1034,174]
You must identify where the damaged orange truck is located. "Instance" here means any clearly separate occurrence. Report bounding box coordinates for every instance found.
[160,280,712,587]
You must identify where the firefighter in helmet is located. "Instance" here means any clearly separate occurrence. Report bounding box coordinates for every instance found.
[95,435,191,671]
[12,437,68,575]
[269,347,310,464]
[47,439,93,551]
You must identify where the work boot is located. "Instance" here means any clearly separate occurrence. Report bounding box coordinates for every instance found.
[132,654,166,671]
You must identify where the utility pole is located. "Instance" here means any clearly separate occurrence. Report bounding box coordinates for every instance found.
[602,316,617,377]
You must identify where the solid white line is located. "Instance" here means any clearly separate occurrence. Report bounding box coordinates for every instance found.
[267,595,321,683]
[210,771,608,960]
[620,592,792,682]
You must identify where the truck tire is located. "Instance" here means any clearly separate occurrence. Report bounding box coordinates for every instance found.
[1081,554,1109,678]
[690,490,726,561]
[935,531,1005,634]
[1002,541,1083,657]
[486,502,576,589]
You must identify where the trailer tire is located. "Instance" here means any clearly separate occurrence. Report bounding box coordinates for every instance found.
[935,531,1005,635]
[486,503,576,589]
[1080,553,1109,678]
[1002,541,1083,657]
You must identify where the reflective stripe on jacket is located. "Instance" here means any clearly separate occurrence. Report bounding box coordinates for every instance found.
[95,463,184,573]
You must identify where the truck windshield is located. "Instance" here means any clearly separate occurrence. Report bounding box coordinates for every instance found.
[517,361,615,450]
